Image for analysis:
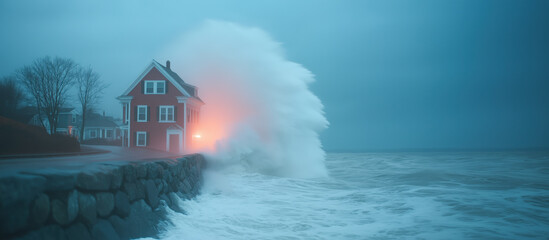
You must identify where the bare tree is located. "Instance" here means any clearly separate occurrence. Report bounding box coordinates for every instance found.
[0,76,26,120]
[18,56,77,134]
[76,66,107,140]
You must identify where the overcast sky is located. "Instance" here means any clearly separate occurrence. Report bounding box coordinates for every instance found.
[1,0,548,151]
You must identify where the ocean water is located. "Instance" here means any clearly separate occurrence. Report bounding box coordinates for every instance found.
[160,152,549,239]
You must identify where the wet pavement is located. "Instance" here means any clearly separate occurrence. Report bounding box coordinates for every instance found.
[0,145,191,177]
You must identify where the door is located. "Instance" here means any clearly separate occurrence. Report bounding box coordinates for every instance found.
[168,134,179,153]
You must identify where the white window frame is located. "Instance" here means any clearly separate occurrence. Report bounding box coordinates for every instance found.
[137,105,148,122]
[90,129,97,138]
[159,105,175,123]
[136,131,147,147]
[144,80,166,94]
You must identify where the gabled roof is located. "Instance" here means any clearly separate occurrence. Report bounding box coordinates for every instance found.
[85,112,119,128]
[119,60,203,103]
[59,107,75,114]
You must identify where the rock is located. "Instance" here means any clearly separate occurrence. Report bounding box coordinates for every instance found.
[178,179,192,194]
[155,179,164,193]
[144,179,159,209]
[51,191,78,226]
[0,201,29,236]
[167,192,185,214]
[125,200,162,239]
[163,173,172,187]
[159,194,170,206]
[0,175,45,235]
[122,165,136,183]
[122,180,145,202]
[121,182,137,201]
[67,190,79,223]
[0,175,46,207]
[96,192,114,217]
[135,179,146,199]
[108,215,130,240]
[14,224,66,240]
[114,191,130,217]
[65,222,92,240]
[161,180,168,194]
[78,193,97,226]
[91,219,120,240]
[110,168,124,190]
[184,179,192,193]
[135,164,147,178]
[76,172,111,191]
[31,193,50,226]
[147,163,164,179]
[41,173,77,192]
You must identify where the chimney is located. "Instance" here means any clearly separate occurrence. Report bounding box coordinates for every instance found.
[166,60,171,70]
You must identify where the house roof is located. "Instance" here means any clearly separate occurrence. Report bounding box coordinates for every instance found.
[59,107,75,114]
[85,114,119,128]
[119,60,203,103]
[155,61,198,98]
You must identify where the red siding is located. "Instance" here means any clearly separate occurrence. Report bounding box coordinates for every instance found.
[128,67,186,151]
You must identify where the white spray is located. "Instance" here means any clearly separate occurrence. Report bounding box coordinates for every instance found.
[169,21,328,178]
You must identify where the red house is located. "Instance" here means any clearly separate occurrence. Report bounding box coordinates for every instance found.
[117,60,203,153]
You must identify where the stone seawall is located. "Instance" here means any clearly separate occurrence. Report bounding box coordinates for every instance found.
[0,154,206,240]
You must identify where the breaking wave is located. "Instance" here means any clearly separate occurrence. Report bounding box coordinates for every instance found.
[168,21,329,178]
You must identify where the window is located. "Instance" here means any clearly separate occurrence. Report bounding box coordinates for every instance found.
[159,106,175,122]
[157,81,165,94]
[137,105,148,122]
[146,82,154,94]
[72,115,76,123]
[136,131,147,146]
[90,129,97,138]
[144,80,166,94]
[106,129,113,138]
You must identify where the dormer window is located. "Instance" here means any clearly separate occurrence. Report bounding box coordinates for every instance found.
[144,80,166,94]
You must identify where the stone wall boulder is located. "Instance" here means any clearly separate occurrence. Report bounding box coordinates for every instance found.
[30,193,50,226]
[95,192,114,217]
[91,220,119,240]
[78,193,97,226]
[77,172,111,191]
[51,190,78,226]
[0,153,206,240]
[114,191,130,217]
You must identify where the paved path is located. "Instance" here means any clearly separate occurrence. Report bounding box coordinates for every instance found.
[0,145,191,177]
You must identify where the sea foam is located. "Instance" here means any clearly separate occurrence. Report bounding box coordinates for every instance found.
[168,21,329,178]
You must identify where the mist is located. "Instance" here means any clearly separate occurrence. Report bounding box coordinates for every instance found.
[1,0,548,151]
[171,21,328,177]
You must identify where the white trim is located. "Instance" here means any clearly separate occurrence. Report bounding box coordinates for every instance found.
[120,60,192,97]
[127,101,131,147]
[166,129,183,152]
[136,131,147,147]
[176,96,188,103]
[183,102,187,151]
[117,96,133,102]
[137,105,148,122]
[144,80,166,94]
[159,105,175,123]
[124,103,129,124]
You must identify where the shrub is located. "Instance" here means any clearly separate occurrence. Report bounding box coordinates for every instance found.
[0,116,80,155]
